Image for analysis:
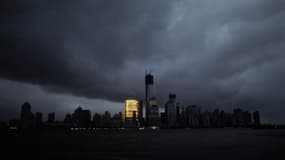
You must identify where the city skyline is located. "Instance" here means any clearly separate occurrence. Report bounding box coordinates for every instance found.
[14,97,262,129]
[3,71,263,129]
[0,72,282,124]
[1,0,285,124]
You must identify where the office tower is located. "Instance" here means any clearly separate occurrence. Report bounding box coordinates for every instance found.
[160,112,167,127]
[148,97,159,126]
[125,98,139,127]
[145,73,154,122]
[35,112,43,126]
[20,102,35,128]
[186,105,201,128]
[64,114,72,123]
[253,111,260,126]
[112,112,123,128]
[201,110,211,128]
[72,106,91,127]
[243,111,253,127]
[93,113,102,127]
[211,109,220,127]
[165,93,177,127]
[138,100,144,126]
[47,112,55,123]
[233,108,243,127]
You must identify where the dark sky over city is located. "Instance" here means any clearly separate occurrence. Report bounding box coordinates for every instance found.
[1,0,285,123]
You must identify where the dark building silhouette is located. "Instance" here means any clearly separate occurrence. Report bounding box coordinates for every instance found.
[232,108,253,127]
[160,112,167,127]
[138,100,144,127]
[145,73,154,123]
[112,112,123,128]
[233,108,243,127]
[72,106,91,127]
[93,112,102,127]
[253,111,260,126]
[148,97,160,126]
[93,111,121,128]
[20,102,35,129]
[102,110,112,127]
[47,112,55,123]
[64,114,72,123]
[132,111,137,127]
[179,106,188,128]
[243,111,253,127]
[165,93,177,127]
[219,110,226,127]
[210,109,223,127]
[186,105,201,128]
[201,110,211,128]
[35,112,43,127]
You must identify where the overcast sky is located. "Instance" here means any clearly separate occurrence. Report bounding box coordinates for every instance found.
[1,0,285,123]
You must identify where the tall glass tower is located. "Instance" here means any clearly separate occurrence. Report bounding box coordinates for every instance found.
[145,73,154,122]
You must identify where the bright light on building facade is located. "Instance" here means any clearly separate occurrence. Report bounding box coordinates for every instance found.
[125,99,139,120]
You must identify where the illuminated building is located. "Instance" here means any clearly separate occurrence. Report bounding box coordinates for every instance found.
[125,99,139,127]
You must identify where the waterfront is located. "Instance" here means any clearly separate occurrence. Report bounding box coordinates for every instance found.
[3,129,285,160]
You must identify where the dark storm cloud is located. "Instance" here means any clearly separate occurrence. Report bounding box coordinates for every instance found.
[1,0,285,122]
[0,78,123,121]
[1,0,175,101]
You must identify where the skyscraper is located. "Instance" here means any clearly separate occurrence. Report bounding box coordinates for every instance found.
[148,97,159,126]
[35,112,43,126]
[138,100,143,126]
[20,102,35,129]
[165,94,177,127]
[125,98,139,127]
[47,112,55,123]
[253,111,260,126]
[72,106,91,127]
[145,72,154,122]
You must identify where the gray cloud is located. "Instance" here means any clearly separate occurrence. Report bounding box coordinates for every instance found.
[0,78,123,121]
[1,0,285,123]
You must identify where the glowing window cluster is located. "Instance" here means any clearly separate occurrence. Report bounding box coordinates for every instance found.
[125,99,139,120]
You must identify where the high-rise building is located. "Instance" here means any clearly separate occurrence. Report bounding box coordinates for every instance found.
[35,112,43,126]
[145,73,154,122]
[20,102,35,128]
[72,106,91,127]
[165,93,177,127]
[93,112,102,127]
[186,105,201,128]
[112,112,123,128]
[125,99,139,120]
[138,100,144,126]
[125,99,139,127]
[201,110,211,128]
[64,114,72,123]
[253,111,260,126]
[243,111,253,127]
[211,109,220,127]
[148,97,159,126]
[47,112,55,123]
